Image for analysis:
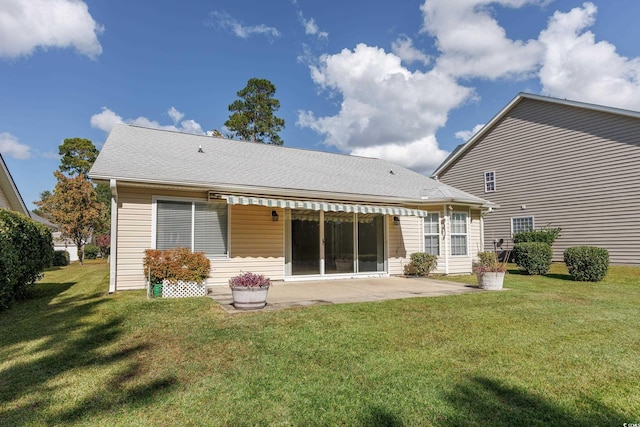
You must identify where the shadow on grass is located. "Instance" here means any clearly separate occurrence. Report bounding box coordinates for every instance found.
[444,375,626,426]
[544,273,575,281]
[0,278,176,424]
[359,405,404,427]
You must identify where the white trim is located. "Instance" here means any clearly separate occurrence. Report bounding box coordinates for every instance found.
[108,179,118,293]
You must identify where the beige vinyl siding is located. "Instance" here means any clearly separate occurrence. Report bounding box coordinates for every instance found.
[388,215,421,275]
[115,186,284,289]
[208,204,284,285]
[0,187,9,209]
[438,98,640,264]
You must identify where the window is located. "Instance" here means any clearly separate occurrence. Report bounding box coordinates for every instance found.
[156,200,228,257]
[450,212,468,256]
[511,216,534,235]
[423,213,440,256]
[484,171,496,192]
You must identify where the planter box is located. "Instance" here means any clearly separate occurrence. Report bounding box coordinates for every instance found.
[475,272,505,290]
[162,280,208,298]
[231,286,269,310]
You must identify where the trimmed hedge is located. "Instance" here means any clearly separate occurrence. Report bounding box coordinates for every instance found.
[53,250,70,266]
[564,246,609,282]
[84,244,99,259]
[0,209,53,310]
[513,227,561,245]
[514,242,552,275]
[404,252,438,276]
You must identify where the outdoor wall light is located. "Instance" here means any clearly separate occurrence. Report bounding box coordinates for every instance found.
[393,216,400,226]
[271,210,279,222]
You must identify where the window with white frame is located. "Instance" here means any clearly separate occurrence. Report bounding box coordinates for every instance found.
[484,171,496,192]
[156,200,228,257]
[511,216,534,235]
[423,213,440,256]
[450,212,468,256]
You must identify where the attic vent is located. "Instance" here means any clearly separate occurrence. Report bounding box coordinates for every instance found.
[389,170,395,175]
[198,145,204,153]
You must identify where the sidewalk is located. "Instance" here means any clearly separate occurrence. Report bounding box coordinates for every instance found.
[209,276,482,313]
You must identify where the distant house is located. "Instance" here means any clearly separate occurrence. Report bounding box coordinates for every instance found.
[0,153,30,217]
[433,92,640,265]
[89,124,494,293]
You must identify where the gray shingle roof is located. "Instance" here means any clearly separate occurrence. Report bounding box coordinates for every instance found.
[90,124,491,206]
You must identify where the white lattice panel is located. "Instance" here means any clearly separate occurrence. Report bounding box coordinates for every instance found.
[161,280,208,298]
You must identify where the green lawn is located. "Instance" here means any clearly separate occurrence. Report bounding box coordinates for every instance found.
[1,261,639,426]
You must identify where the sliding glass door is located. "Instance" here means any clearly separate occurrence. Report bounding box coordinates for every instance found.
[287,210,386,277]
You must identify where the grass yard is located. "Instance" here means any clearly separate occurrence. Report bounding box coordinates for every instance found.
[1,261,639,426]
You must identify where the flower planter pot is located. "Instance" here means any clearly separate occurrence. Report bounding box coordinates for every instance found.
[161,280,208,298]
[231,286,269,310]
[476,272,505,290]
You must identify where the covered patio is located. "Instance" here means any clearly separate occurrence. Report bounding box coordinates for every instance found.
[209,276,483,313]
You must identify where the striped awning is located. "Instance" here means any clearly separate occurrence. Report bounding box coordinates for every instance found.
[223,195,428,217]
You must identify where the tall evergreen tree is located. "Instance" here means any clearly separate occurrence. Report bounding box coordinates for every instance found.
[224,78,285,145]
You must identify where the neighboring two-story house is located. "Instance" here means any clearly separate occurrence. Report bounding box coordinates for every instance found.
[433,92,640,265]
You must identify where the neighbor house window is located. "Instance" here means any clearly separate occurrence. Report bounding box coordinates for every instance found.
[511,216,534,235]
[156,200,228,257]
[484,171,496,192]
[423,213,440,256]
[450,212,468,256]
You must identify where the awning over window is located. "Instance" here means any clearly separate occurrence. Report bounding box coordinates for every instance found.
[223,195,428,217]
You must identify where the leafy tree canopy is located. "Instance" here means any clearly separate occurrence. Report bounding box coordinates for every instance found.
[224,78,285,145]
[35,171,104,265]
[58,137,99,177]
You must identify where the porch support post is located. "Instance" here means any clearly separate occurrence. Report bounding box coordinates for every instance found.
[108,179,118,293]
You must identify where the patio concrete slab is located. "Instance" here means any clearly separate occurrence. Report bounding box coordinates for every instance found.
[208,276,482,313]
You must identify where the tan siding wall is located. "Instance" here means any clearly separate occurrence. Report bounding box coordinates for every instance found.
[114,187,284,290]
[0,187,9,209]
[388,215,421,275]
[439,99,640,265]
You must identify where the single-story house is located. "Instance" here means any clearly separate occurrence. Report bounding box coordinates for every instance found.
[0,152,30,217]
[89,124,494,293]
[433,92,640,265]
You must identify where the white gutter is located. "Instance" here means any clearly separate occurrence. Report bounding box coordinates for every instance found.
[109,179,118,294]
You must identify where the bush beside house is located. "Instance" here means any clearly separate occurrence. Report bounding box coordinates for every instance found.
[404,252,438,276]
[513,242,552,275]
[564,246,609,282]
[53,250,70,266]
[0,209,54,310]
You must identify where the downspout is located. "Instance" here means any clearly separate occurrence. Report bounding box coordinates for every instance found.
[109,179,118,294]
[443,206,449,275]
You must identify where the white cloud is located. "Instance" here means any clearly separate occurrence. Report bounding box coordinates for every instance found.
[0,0,103,59]
[391,36,430,66]
[0,132,31,159]
[297,43,473,174]
[298,13,328,39]
[420,0,543,79]
[455,124,485,142]
[168,107,184,124]
[538,2,640,110]
[209,11,280,40]
[90,108,206,135]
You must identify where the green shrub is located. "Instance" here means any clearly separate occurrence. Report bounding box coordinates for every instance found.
[84,244,99,259]
[0,234,19,310]
[404,252,438,276]
[53,250,70,266]
[0,209,53,309]
[564,246,609,282]
[514,242,552,275]
[513,227,562,245]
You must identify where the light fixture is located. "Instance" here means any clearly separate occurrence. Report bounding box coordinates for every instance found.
[448,205,453,210]
[271,210,279,222]
[393,216,400,226]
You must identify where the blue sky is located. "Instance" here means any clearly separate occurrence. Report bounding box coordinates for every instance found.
[2,0,640,209]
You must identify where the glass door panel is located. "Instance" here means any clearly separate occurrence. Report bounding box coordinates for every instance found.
[358,214,384,272]
[324,213,354,274]
[291,210,320,275]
